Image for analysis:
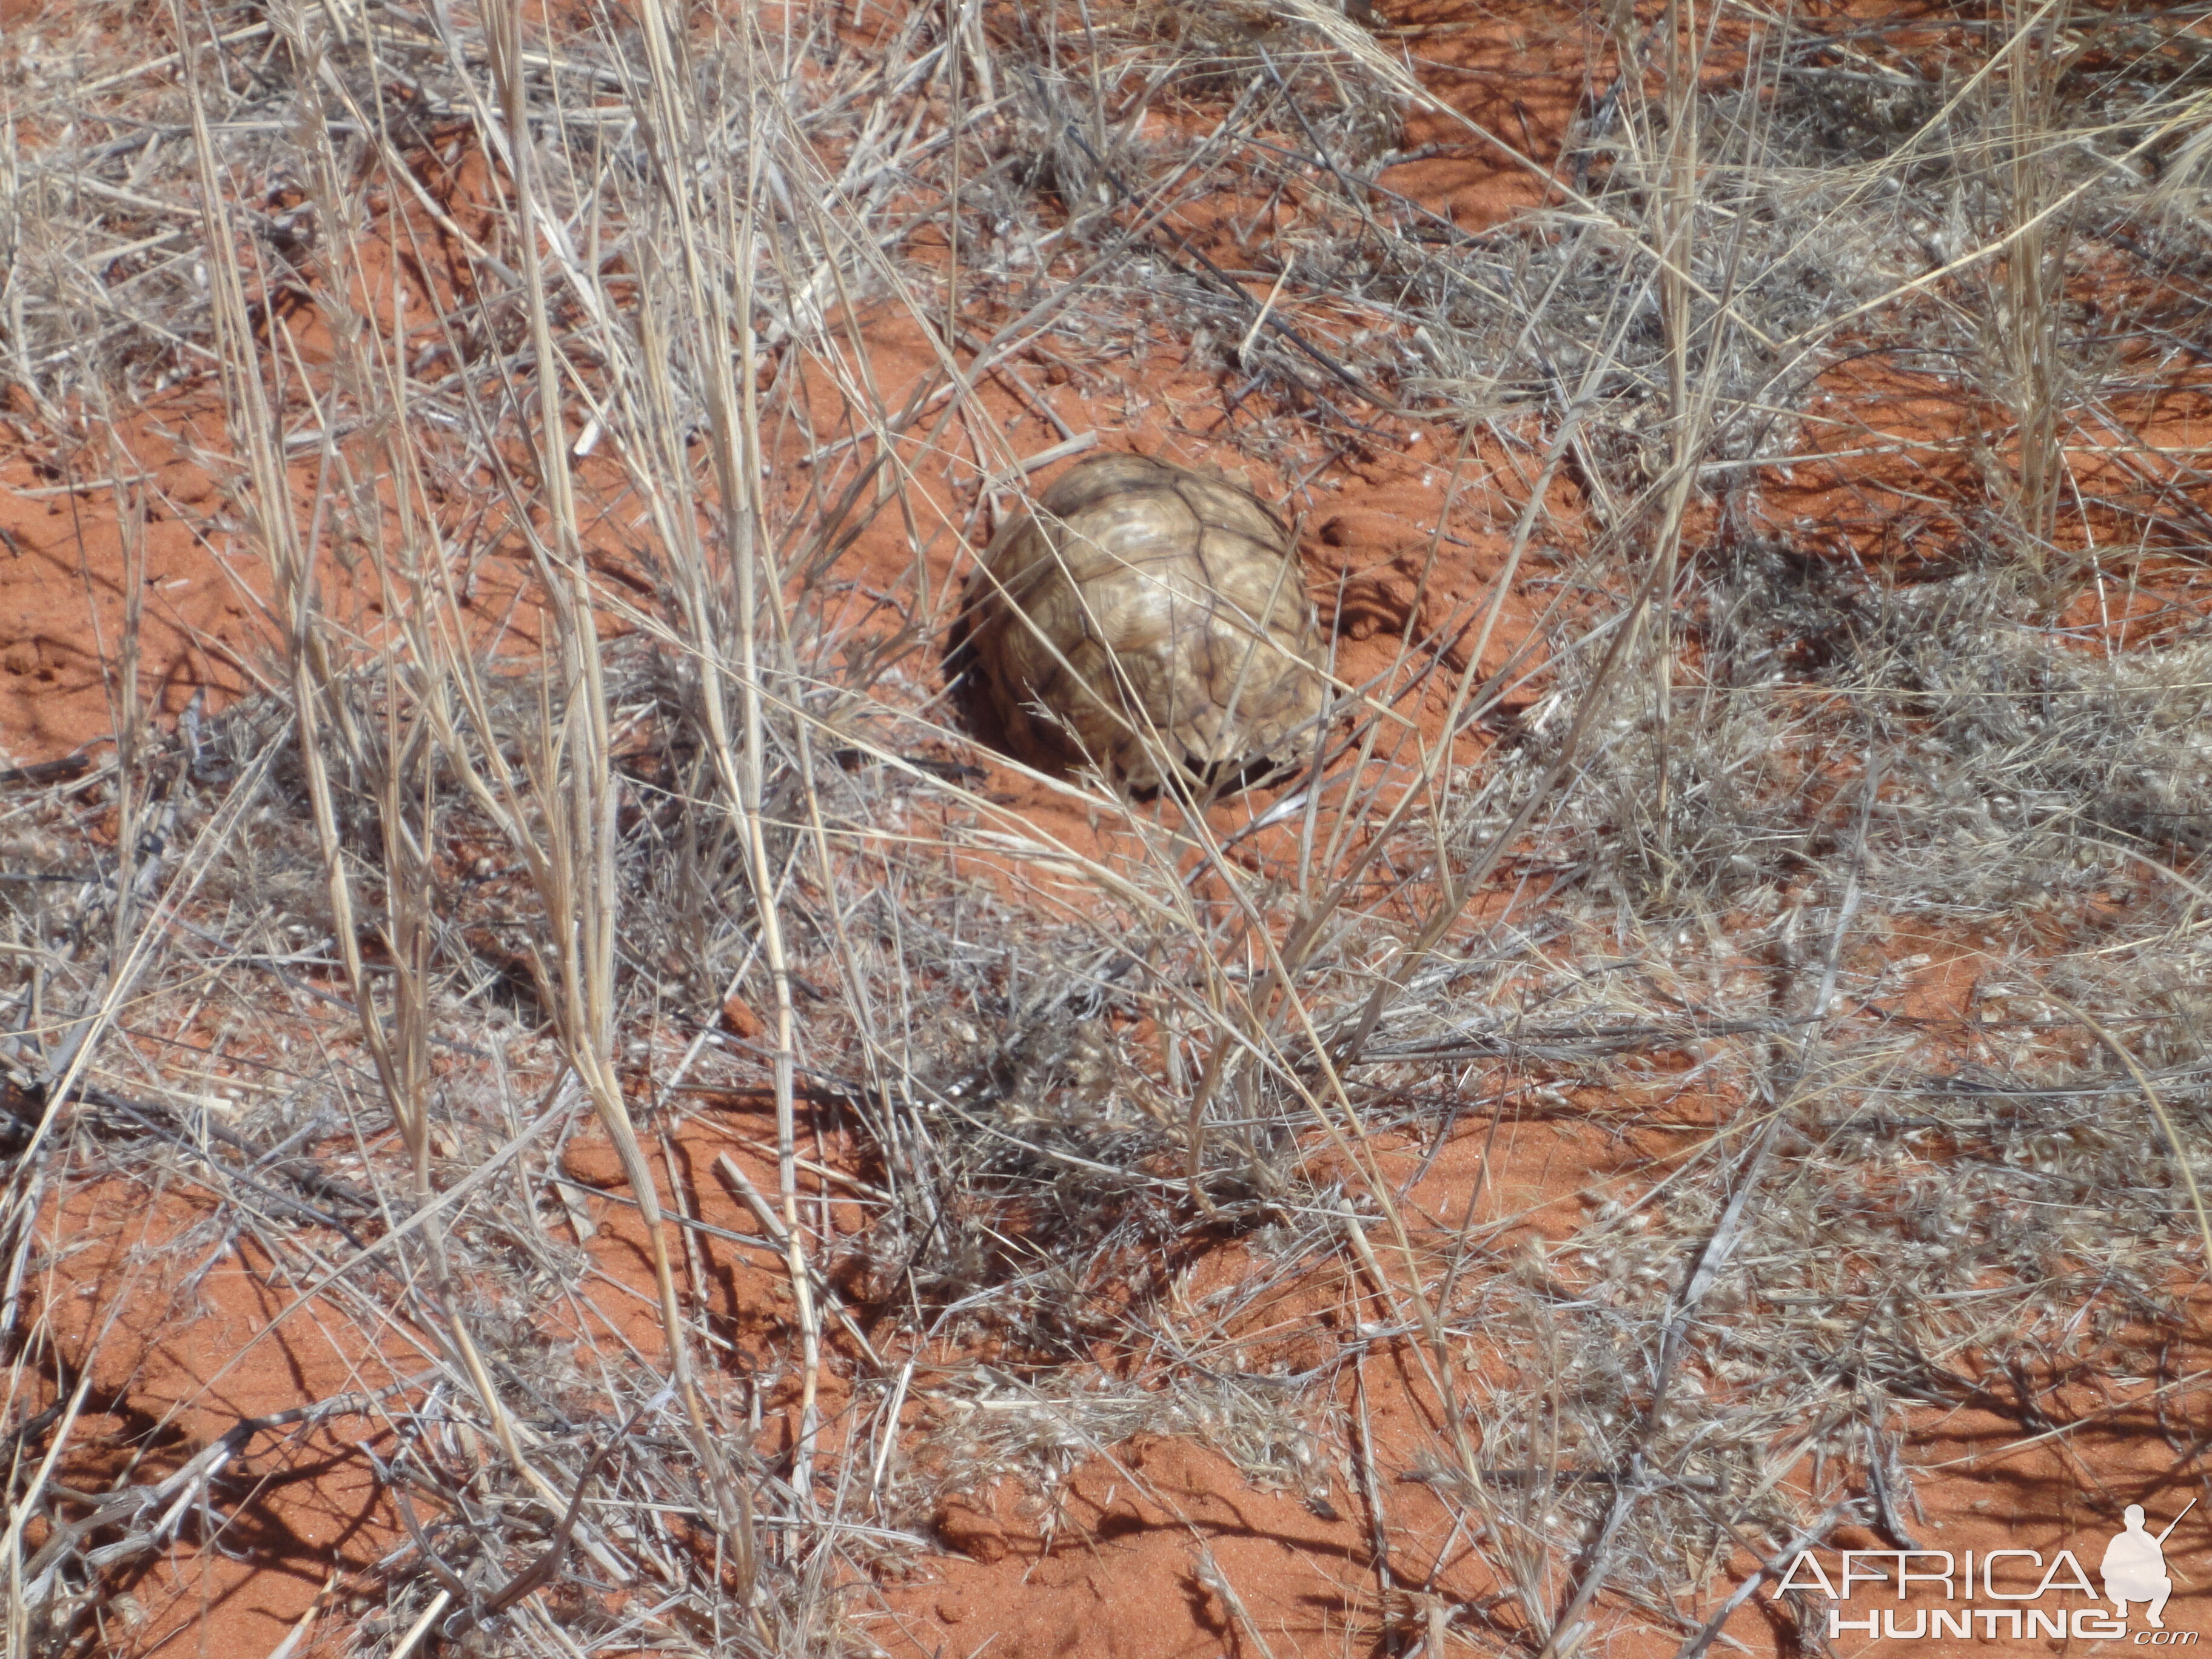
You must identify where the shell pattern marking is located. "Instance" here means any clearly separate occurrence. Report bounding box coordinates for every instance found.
[965,454,1329,793]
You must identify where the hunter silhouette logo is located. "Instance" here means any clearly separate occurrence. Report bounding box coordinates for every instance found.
[1774,1500,2197,1644]
[2104,1503,2191,1631]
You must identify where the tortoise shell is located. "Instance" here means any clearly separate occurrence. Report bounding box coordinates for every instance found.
[962,454,1329,792]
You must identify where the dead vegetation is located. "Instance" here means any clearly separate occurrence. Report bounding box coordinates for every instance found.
[2,0,2211,1654]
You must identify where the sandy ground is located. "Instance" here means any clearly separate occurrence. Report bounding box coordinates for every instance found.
[5,0,2211,1654]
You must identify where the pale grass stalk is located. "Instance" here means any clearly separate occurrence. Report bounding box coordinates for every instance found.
[476,0,754,1584]
[383,1589,452,1659]
[708,21,832,1518]
[1649,0,1699,857]
[1998,0,2069,585]
[104,436,147,963]
[618,0,822,1525]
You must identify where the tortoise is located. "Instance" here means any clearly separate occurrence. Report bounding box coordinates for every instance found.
[959,453,1329,793]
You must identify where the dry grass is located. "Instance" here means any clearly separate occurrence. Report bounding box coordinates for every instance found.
[2,0,2211,1655]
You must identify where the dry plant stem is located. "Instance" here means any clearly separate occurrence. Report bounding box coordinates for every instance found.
[173,4,406,1158]
[16,5,2208,1652]
[134,1088,577,1426]
[1769,81,2200,360]
[945,0,963,352]
[474,0,751,1577]
[711,1153,885,1367]
[1649,0,1698,850]
[627,0,818,1524]
[1136,771,1512,1626]
[108,437,144,964]
[0,737,274,1389]
[385,1590,453,1659]
[1269,0,1771,344]
[1195,1545,1282,1659]
[1282,515,1702,1644]
[734,150,828,1533]
[2000,0,2069,582]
